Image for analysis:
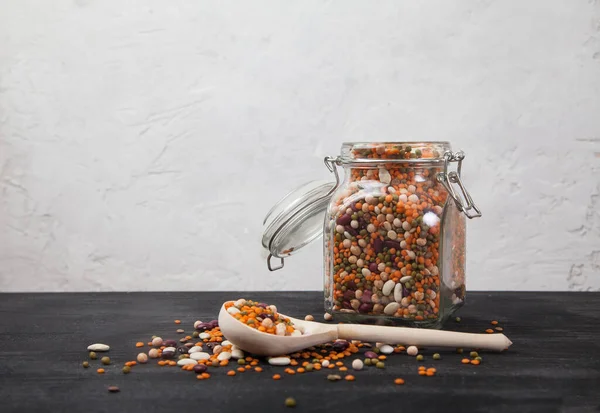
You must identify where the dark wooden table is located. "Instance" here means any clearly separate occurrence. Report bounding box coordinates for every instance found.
[0,292,599,413]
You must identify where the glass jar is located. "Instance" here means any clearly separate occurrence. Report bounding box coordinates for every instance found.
[262,141,481,328]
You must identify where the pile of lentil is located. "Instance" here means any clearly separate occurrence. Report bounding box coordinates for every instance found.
[324,142,467,324]
[224,299,301,336]
[83,307,508,404]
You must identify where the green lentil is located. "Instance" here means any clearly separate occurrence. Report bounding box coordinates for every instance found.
[433,353,441,360]
[312,358,320,364]
[416,355,424,362]
[375,361,385,369]
[364,359,372,366]
[455,317,461,322]
[305,364,314,372]
[371,358,379,365]
[101,356,111,365]
[122,366,131,374]
[237,359,246,365]
[373,347,380,354]
[89,352,97,360]
[475,356,483,362]
[285,397,296,408]
[192,331,199,338]
[470,351,479,358]
[82,361,89,368]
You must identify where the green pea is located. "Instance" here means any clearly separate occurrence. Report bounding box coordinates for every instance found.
[376,361,385,369]
[82,361,89,368]
[122,366,131,374]
[364,358,371,366]
[475,356,482,362]
[312,358,320,364]
[416,355,424,361]
[101,356,111,365]
[192,331,199,338]
[470,351,479,358]
[285,397,297,408]
[373,347,380,354]
[433,353,441,360]
[237,359,245,365]
[371,358,379,364]
[89,352,97,360]
[455,317,461,322]
[306,364,314,372]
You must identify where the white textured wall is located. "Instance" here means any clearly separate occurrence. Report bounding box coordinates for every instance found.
[1,1,599,292]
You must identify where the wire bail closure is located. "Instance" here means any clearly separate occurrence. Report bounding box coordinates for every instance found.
[436,151,482,219]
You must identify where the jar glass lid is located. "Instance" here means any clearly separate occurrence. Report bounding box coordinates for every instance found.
[262,180,336,271]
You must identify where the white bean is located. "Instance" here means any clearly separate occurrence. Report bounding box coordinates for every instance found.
[384,302,400,315]
[352,359,364,370]
[407,346,419,356]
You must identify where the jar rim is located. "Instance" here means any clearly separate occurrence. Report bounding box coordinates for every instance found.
[339,141,452,164]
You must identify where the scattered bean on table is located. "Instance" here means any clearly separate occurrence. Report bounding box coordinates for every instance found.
[80,298,509,393]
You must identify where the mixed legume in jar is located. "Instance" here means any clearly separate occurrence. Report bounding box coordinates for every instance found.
[324,142,468,327]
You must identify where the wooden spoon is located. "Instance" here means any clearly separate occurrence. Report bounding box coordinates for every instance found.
[218,304,512,356]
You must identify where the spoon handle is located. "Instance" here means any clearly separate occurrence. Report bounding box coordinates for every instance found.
[337,324,512,351]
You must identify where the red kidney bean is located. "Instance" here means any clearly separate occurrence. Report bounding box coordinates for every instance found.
[209,320,219,328]
[369,263,378,273]
[358,303,373,313]
[344,226,358,236]
[346,281,357,290]
[333,340,349,351]
[364,351,377,359]
[384,240,401,250]
[164,339,177,347]
[177,347,188,354]
[195,322,212,331]
[161,350,175,359]
[343,290,355,301]
[337,214,351,226]
[373,238,383,253]
[360,290,372,303]
[193,364,207,374]
[342,301,352,309]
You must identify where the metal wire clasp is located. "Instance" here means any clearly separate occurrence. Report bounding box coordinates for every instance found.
[437,151,482,219]
[324,156,342,191]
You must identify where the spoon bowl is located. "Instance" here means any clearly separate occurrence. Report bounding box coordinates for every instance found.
[218,303,513,356]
